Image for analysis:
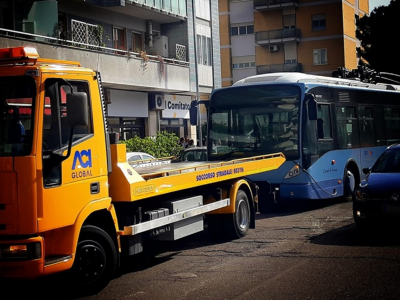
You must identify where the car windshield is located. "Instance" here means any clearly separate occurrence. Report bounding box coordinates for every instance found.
[371,148,400,173]
[208,84,301,161]
[0,76,36,156]
[180,149,207,161]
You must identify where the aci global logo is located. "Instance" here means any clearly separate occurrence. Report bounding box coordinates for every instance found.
[71,149,93,179]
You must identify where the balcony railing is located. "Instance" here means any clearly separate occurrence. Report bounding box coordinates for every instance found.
[254,0,299,10]
[255,28,301,45]
[127,0,187,18]
[71,19,100,46]
[0,27,188,66]
[257,63,302,74]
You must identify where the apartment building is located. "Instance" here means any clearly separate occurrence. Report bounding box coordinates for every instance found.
[219,0,369,87]
[0,0,220,141]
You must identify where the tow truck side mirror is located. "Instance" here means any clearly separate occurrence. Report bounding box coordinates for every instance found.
[67,92,89,126]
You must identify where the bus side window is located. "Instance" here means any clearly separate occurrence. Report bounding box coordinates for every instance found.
[373,106,385,145]
[317,104,331,139]
[359,106,375,147]
[317,118,324,139]
[336,106,359,148]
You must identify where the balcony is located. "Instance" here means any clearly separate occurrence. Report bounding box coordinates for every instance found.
[254,0,299,11]
[0,28,190,94]
[257,63,302,74]
[255,28,301,45]
[81,0,187,22]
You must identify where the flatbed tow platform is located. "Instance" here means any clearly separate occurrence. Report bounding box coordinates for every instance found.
[116,150,286,202]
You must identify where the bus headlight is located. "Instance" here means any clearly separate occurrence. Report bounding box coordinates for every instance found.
[0,242,41,259]
[284,165,300,179]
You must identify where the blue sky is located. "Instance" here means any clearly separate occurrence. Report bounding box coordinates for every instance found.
[370,0,391,12]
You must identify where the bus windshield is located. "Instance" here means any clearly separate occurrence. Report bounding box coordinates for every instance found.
[0,76,36,156]
[208,84,301,160]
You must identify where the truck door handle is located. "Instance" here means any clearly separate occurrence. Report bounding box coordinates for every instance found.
[91,182,100,194]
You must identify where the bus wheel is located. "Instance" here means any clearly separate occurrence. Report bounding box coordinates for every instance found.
[70,225,118,292]
[344,168,356,202]
[226,190,251,239]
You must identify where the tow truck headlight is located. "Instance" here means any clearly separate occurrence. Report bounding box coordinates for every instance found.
[284,165,300,179]
[0,242,41,259]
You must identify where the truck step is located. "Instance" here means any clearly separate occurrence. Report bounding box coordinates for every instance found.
[45,255,72,266]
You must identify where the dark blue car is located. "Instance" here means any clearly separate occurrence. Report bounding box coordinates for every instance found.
[353,143,400,228]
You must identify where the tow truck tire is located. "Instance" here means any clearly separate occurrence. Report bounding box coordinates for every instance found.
[226,190,251,239]
[70,225,118,292]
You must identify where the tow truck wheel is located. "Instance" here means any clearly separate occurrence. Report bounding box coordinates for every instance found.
[226,190,250,239]
[70,225,118,292]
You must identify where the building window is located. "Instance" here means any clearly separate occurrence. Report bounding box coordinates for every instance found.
[113,27,126,50]
[285,59,297,64]
[232,62,255,69]
[231,25,254,36]
[312,14,326,31]
[195,0,210,21]
[108,117,145,140]
[313,49,327,65]
[132,31,143,52]
[283,14,295,29]
[197,34,212,66]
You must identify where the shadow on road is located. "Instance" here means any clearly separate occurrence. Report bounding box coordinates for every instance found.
[0,272,75,300]
[256,198,347,220]
[309,221,400,247]
[0,229,230,300]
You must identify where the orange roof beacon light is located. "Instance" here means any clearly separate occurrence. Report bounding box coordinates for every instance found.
[0,46,39,61]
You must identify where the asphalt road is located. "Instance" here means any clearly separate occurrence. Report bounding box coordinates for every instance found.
[2,199,400,300]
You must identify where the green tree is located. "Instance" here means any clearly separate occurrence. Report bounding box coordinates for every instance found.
[120,131,182,158]
[356,0,399,73]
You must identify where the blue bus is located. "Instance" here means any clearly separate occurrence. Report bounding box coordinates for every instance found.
[192,72,400,211]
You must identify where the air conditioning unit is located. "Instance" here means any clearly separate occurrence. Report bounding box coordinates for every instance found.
[269,45,278,52]
[155,94,164,110]
[150,94,165,110]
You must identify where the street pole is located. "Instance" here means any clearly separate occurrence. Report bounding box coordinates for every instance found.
[191,0,202,146]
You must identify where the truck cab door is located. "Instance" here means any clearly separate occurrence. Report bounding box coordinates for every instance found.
[38,77,109,232]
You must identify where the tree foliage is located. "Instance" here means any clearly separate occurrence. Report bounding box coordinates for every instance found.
[120,131,182,158]
[356,0,400,74]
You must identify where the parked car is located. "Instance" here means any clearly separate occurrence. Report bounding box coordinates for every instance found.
[126,152,155,162]
[174,147,207,162]
[353,143,400,228]
[126,152,171,168]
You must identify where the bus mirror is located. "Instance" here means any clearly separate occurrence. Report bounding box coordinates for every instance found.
[306,94,317,121]
[189,100,198,126]
[67,92,89,126]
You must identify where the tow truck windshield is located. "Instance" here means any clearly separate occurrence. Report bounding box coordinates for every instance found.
[0,76,36,156]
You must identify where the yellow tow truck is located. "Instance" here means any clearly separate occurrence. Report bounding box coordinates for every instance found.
[0,46,285,291]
